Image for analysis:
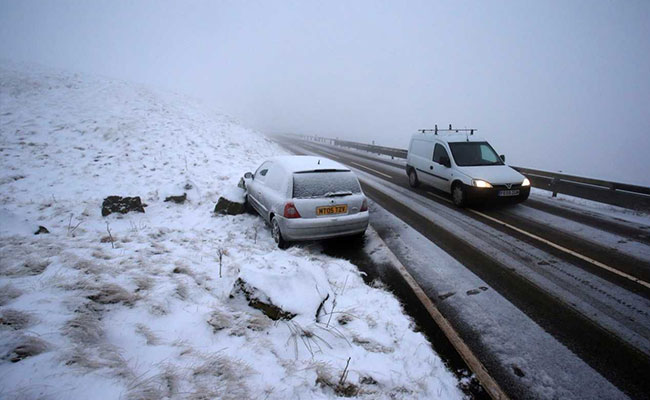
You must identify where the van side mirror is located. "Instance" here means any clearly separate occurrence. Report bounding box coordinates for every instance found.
[244,172,253,179]
[439,156,451,168]
[500,154,506,163]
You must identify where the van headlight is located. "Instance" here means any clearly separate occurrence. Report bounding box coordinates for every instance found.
[522,178,531,187]
[471,179,493,188]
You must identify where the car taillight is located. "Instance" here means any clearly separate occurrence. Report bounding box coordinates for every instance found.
[283,202,301,218]
[360,198,368,212]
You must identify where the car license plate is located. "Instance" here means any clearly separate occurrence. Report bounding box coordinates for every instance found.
[316,205,347,216]
[498,189,520,197]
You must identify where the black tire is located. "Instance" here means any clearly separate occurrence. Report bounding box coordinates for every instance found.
[244,194,255,214]
[408,169,420,188]
[271,217,288,249]
[452,182,467,208]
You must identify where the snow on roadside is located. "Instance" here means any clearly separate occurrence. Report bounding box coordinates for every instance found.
[0,63,463,399]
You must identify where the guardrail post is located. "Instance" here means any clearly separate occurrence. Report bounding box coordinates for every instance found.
[551,177,560,197]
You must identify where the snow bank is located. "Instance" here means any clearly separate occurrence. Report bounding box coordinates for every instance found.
[0,63,462,399]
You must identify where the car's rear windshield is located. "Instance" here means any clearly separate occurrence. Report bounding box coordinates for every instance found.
[292,171,361,199]
[448,141,504,167]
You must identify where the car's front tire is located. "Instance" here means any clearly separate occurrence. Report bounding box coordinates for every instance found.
[452,182,467,208]
[271,217,288,249]
[408,169,420,188]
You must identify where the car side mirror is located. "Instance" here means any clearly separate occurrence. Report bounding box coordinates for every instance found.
[500,154,506,162]
[439,156,451,168]
[244,172,253,179]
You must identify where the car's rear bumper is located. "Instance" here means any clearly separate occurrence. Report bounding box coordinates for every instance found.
[278,212,369,241]
[466,185,530,204]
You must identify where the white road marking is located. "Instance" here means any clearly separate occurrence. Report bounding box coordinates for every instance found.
[420,190,650,288]
[468,208,650,290]
[350,162,393,179]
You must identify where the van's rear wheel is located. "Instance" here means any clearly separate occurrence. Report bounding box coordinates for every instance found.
[408,169,420,188]
[271,217,288,249]
[452,183,467,208]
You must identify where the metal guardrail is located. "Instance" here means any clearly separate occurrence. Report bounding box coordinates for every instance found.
[297,135,650,212]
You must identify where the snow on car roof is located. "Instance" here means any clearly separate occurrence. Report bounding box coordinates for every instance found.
[269,155,350,173]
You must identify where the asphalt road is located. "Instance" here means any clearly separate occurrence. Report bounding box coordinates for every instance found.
[276,136,650,400]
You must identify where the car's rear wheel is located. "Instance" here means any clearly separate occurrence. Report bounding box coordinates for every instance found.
[271,217,288,249]
[408,169,420,188]
[452,183,467,208]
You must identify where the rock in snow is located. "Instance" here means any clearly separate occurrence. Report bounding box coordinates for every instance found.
[214,196,246,215]
[101,196,145,216]
[164,193,187,204]
[230,278,297,320]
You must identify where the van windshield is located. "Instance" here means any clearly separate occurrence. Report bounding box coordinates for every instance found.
[448,142,504,167]
[293,171,361,198]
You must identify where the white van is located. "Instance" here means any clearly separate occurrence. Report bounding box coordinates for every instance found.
[406,128,530,207]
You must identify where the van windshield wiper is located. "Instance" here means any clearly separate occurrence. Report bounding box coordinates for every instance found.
[324,191,352,197]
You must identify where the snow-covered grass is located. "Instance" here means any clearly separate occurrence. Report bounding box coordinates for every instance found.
[0,63,463,399]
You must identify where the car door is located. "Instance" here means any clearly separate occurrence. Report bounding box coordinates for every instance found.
[248,161,272,215]
[431,142,453,192]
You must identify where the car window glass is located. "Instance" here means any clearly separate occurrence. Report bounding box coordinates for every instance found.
[480,144,498,163]
[254,162,271,182]
[293,171,361,198]
[448,142,503,167]
[433,143,449,163]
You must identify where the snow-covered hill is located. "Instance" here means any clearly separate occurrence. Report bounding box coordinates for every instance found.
[0,63,463,399]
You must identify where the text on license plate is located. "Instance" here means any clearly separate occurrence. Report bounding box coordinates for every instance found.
[498,189,520,197]
[316,205,348,216]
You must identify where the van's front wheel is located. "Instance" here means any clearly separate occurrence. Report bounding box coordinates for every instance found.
[408,169,420,188]
[452,183,467,208]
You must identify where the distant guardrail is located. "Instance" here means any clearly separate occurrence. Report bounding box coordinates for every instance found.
[295,134,650,212]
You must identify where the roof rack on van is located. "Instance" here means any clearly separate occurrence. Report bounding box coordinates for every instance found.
[418,124,476,135]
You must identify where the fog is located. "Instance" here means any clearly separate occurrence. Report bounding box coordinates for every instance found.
[2,0,649,185]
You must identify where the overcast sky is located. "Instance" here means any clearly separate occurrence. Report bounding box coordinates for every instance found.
[1,0,649,184]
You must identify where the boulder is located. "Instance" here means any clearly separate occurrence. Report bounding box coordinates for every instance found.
[164,193,187,204]
[34,226,49,235]
[230,278,296,321]
[214,196,246,215]
[101,196,145,217]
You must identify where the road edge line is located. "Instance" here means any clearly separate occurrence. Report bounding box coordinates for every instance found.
[367,225,509,400]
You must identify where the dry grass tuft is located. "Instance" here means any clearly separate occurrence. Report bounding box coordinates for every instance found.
[352,335,394,354]
[135,323,160,345]
[0,284,22,306]
[0,309,33,330]
[73,259,101,275]
[3,335,49,362]
[207,309,233,333]
[87,283,137,306]
[133,274,154,293]
[190,354,254,400]
[62,305,104,345]
[314,361,360,398]
[0,256,50,277]
[63,344,131,378]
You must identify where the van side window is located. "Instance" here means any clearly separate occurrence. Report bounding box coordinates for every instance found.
[411,139,434,159]
[433,143,449,164]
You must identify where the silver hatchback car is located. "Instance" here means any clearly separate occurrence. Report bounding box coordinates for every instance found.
[244,156,369,248]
